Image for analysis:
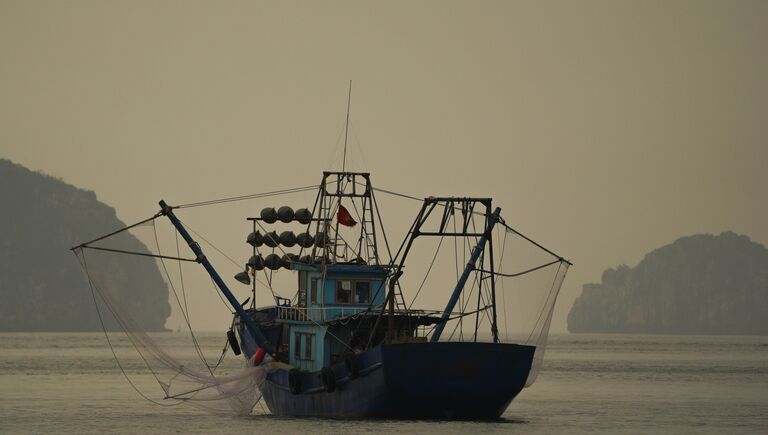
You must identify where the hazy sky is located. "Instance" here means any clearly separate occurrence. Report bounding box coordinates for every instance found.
[2,0,766,332]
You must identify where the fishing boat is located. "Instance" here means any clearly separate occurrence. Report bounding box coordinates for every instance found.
[150,169,567,419]
[72,106,570,419]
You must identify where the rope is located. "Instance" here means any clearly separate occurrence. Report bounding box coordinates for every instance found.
[500,221,572,265]
[181,219,270,289]
[498,225,509,341]
[71,213,160,250]
[75,251,182,407]
[176,185,318,209]
[474,258,563,278]
[372,187,422,202]
[152,221,216,375]
[407,233,447,310]
[78,245,196,262]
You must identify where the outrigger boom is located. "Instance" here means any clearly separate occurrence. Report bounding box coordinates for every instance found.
[158,200,274,355]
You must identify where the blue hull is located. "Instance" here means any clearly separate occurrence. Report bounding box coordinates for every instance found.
[261,342,535,419]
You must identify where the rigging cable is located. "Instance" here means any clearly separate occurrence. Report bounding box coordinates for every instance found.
[176,185,319,209]
[153,221,216,374]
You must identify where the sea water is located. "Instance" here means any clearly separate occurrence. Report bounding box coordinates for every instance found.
[1,333,766,434]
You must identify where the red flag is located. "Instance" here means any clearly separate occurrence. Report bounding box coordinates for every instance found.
[337,204,357,227]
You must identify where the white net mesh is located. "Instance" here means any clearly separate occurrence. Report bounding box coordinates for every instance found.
[399,207,569,388]
[72,217,270,415]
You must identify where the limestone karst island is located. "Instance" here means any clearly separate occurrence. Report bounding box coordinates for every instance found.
[0,159,169,331]
[568,231,768,335]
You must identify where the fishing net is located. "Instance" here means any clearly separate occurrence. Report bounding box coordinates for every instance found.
[492,223,569,386]
[72,213,273,415]
[71,184,568,415]
[398,206,569,388]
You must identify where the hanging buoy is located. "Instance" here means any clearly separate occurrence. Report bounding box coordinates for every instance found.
[294,208,312,225]
[265,253,282,270]
[247,254,264,270]
[314,232,328,248]
[296,232,314,248]
[281,253,299,268]
[247,231,263,247]
[227,330,242,356]
[264,231,280,248]
[260,207,278,224]
[277,206,294,223]
[250,347,266,366]
[279,231,297,247]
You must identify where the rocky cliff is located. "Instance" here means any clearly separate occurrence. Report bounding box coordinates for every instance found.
[0,159,170,331]
[568,232,768,335]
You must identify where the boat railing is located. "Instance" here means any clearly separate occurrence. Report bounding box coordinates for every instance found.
[276,306,450,324]
[276,305,373,322]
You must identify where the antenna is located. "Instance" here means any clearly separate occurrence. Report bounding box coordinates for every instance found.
[342,80,352,172]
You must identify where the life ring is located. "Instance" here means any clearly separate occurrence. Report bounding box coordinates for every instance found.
[344,355,360,379]
[288,368,302,394]
[321,367,336,392]
[227,330,241,356]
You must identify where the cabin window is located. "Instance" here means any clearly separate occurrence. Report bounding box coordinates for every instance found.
[336,280,352,304]
[294,332,314,361]
[305,334,313,360]
[355,281,370,304]
[298,271,307,307]
[294,333,299,358]
[310,278,321,305]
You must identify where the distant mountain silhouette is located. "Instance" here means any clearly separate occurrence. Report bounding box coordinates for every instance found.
[568,232,768,335]
[0,159,170,331]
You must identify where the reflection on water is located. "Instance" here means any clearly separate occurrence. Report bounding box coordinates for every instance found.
[1,333,767,434]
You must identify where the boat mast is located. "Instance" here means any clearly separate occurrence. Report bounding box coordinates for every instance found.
[430,205,501,342]
[342,80,352,173]
[380,197,501,343]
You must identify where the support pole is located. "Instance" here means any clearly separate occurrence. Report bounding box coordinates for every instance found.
[430,206,501,343]
[159,200,273,355]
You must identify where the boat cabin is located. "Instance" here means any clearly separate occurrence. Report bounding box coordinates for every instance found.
[279,263,387,371]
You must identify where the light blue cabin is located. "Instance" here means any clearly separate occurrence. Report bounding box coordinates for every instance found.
[279,264,387,371]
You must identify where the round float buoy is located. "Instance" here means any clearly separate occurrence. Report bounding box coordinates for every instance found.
[296,232,314,248]
[247,231,264,247]
[264,231,280,248]
[260,207,277,224]
[294,208,312,225]
[265,254,282,270]
[277,206,294,223]
[281,253,299,268]
[247,254,264,270]
[314,232,328,248]
[279,231,297,247]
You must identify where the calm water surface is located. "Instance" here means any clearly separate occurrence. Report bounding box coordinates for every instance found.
[1,333,766,434]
